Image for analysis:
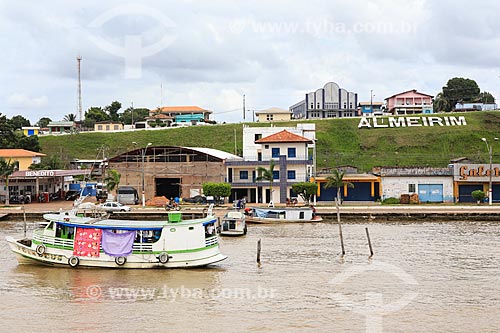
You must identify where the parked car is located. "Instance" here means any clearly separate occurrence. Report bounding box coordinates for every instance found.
[97,201,132,212]
[182,195,207,204]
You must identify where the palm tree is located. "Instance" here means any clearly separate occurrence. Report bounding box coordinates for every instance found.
[104,169,121,198]
[0,158,18,205]
[63,113,77,122]
[255,160,276,203]
[324,169,354,256]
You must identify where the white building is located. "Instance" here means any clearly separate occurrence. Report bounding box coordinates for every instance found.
[378,167,454,203]
[226,124,316,204]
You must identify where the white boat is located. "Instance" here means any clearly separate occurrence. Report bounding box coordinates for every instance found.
[220,210,247,236]
[246,207,323,223]
[6,210,227,269]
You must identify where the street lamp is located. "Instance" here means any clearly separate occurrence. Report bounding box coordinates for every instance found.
[481,137,498,205]
[133,142,152,206]
[370,90,374,114]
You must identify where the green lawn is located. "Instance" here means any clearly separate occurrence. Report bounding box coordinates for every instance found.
[39,112,500,172]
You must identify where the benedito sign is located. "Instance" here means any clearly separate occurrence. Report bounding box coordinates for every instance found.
[358,116,467,129]
[24,170,55,177]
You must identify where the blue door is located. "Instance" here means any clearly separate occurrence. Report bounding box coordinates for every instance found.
[318,183,337,202]
[418,184,443,202]
[458,184,483,203]
[345,182,374,201]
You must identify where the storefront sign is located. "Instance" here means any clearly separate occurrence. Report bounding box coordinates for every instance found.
[358,116,467,129]
[454,164,500,181]
[24,170,55,177]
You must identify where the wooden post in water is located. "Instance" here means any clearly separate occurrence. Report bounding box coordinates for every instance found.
[22,204,27,239]
[336,197,345,256]
[365,227,373,257]
[257,239,261,264]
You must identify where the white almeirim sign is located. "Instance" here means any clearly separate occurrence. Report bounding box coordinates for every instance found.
[358,116,467,129]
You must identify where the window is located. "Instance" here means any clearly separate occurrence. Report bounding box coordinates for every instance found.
[272,148,280,158]
[264,145,269,149]
[273,170,279,180]
[288,147,296,158]
[255,134,262,141]
[287,170,296,180]
[266,114,273,121]
[97,125,103,130]
[239,170,249,180]
[408,184,416,193]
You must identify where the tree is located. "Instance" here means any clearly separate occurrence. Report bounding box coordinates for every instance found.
[104,169,121,197]
[255,160,276,203]
[324,169,354,256]
[120,107,150,125]
[105,101,122,122]
[36,117,52,128]
[0,113,16,149]
[291,182,318,205]
[433,92,452,113]
[17,134,41,152]
[202,182,231,205]
[0,158,18,205]
[63,113,77,122]
[9,115,30,129]
[442,77,481,109]
[84,107,109,128]
[475,92,495,104]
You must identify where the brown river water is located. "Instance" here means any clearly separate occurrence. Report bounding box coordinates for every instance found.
[0,220,499,333]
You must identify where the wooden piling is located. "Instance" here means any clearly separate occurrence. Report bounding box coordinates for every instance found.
[257,239,261,263]
[22,204,27,239]
[365,227,373,257]
[336,197,345,256]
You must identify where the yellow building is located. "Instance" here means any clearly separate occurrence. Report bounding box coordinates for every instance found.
[0,149,46,171]
[94,121,124,132]
[21,127,40,136]
[255,107,292,122]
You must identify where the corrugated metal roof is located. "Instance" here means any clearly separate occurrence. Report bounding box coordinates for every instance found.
[184,147,242,160]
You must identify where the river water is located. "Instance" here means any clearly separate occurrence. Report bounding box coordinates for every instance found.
[0,220,499,333]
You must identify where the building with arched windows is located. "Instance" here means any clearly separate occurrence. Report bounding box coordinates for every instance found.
[289,82,358,119]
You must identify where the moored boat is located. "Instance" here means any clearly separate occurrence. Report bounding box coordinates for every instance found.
[220,210,247,236]
[6,210,227,268]
[245,207,322,223]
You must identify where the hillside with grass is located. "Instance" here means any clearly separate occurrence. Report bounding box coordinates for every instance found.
[39,112,500,172]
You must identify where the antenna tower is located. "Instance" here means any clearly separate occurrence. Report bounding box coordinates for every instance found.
[77,55,83,121]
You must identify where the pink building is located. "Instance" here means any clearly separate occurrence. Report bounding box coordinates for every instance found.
[385,89,434,115]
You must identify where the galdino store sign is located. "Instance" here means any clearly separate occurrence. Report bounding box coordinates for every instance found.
[358,116,467,129]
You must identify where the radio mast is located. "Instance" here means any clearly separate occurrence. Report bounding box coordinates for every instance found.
[77,55,83,121]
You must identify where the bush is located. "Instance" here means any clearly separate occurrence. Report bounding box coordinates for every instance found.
[382,197,400,204]
[471,190,486,203]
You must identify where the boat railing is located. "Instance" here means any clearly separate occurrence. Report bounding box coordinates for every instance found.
[205,236,218,247]
[33,229,74,248]
[132,243,153,252]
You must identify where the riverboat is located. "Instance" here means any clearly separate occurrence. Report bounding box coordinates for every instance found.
[220,210,247,236]
[245,207,322,223]
[6,210,227,268]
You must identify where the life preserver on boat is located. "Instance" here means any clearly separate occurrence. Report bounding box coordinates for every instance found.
[35,244,47,256]
[64,217,70,222]
[115,256,127,266]
[158,252,169,264]
[68,256,79,268]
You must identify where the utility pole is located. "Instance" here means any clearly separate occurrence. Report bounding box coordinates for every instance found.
[243,94,246,120]
[131,101,134,128]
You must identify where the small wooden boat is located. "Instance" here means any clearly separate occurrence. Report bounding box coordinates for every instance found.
[220,210,247,236]
[245,207,322,224]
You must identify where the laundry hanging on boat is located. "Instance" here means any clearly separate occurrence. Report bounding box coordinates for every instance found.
[101,230,136,257]
[73,228,102,257]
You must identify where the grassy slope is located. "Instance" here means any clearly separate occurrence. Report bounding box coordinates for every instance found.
[39,112,500,172]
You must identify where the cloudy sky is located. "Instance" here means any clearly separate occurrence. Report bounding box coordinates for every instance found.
[1,0,499,124]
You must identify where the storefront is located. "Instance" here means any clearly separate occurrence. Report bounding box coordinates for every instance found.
[453,163,500,203]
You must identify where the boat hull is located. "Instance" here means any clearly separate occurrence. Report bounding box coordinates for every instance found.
[6,236,227,269]
[246,216,323,224]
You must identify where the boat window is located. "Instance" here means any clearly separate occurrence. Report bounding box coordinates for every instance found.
[46,221,54,230]
[300,211,304,219]
[170,228,176,232]
[188,227,194,230]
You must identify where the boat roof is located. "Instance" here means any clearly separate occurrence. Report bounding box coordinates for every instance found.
[44,214,216,230]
